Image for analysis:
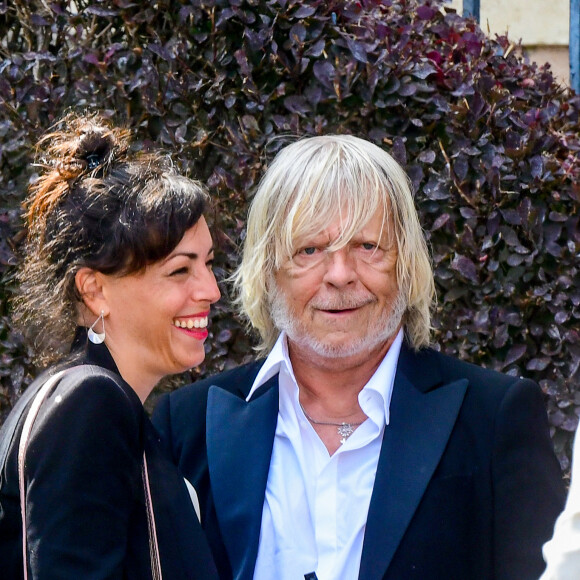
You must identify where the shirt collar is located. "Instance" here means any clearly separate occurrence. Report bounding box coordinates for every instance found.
[246,332,294,402]
[359,328,403,426]
[246,329,404,427]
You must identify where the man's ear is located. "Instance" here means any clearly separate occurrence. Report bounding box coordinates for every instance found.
[75,268,107,316]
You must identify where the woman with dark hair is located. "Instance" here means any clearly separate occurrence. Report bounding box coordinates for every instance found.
[0,113,220,579]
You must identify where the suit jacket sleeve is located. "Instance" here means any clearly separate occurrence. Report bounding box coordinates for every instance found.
[540,427,580,580]
[152,385,235,580]
[492,378,566,579]
[23,369,142,579]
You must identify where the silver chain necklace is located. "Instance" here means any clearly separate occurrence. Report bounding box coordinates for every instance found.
[299,401,364,445]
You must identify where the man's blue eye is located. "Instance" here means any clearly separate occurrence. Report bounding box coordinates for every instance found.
[303,247,316,255]
[362,243,376,250]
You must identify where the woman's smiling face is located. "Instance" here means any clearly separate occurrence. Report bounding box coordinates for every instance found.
[99,217,221,392]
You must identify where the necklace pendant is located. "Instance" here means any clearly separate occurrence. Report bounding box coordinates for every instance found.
[337,422,355,443]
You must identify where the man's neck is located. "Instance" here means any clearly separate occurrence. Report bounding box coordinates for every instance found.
[288,330,399,415]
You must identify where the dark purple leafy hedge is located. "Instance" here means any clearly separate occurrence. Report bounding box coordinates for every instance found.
[0,0,578,471]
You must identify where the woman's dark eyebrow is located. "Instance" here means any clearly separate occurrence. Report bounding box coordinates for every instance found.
[164,248,215,262]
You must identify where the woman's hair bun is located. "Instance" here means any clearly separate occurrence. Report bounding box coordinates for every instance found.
[76,127,116,171]
[44,112,130,175]
[26,112,131,228]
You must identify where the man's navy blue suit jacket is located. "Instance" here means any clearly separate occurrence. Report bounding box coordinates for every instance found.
[153,342,565,580]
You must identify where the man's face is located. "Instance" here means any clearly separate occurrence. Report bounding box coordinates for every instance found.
[272,210,405,361]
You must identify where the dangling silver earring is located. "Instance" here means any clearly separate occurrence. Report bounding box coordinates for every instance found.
[88,310,106,344]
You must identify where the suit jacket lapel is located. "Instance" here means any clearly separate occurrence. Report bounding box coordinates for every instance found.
[206,376,279,580]
[359,346,468,580]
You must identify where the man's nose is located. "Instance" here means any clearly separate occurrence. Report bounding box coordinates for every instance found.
[322,248,357,287]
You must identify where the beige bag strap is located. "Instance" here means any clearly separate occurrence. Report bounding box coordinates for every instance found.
[142,452,163,580]
[18,369,68,580]
[17,368,163,580]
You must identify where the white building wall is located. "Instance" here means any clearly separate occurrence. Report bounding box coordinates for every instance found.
[448,0,570,84]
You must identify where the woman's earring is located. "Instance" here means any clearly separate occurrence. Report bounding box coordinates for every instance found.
[88,310,106,344]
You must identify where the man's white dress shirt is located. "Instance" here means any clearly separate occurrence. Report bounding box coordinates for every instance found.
[248,330,403,580]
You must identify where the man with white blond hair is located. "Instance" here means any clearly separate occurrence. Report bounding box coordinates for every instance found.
[153,135,565,580]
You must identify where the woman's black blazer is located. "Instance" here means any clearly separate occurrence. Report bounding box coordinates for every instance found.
[0,334,218,579]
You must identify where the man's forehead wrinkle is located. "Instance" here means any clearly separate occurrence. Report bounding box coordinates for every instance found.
[293,218,347,249]
[292,212,395,255]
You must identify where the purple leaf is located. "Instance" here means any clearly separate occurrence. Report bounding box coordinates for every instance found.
[83,53,100,66]
[217,329,233,343]
[526,357,551,371]
[399,82,417,96]
[305,39,325,58]
[451,254,479,283]
[411,63,437,79]
[423,178,450,200]
[147,43,172,61]
[504,344,527,366]
[418,150,436,164]
[453,156,468,181]
[493,325,509,348]
[384,75,400,95]
[283,95,311,115]
[460,208,478,219]
[290,23,307,44]
[416,5,436,20]
[235,49,251,76]
[31,14,49,25]
[175,124,187,144]
[294,5,316,18]
[347,38,368,63]
[500,209,522,226]
[548,211,569,223]
[431,213,450,231]
[391,137,406,165]
[104,43,124,62]
[530,155,543,179]
[313,60,335,88]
